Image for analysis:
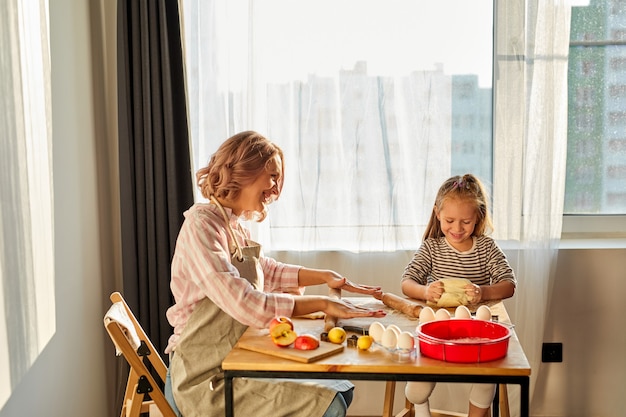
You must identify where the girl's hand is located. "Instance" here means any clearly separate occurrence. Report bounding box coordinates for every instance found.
[466,284,482,303]
[425,281,444,303]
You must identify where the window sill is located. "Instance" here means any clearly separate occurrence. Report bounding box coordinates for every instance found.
[497,235,626,251]
[559,216,626,249]
[558,235,626,249]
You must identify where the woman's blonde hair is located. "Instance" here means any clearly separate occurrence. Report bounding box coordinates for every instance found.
[196,131,284,221]
[422,173,493,240]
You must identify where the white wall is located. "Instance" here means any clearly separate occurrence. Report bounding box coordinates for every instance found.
[0,1,114,416]
[275,247,626,417]
[532,248,626,417]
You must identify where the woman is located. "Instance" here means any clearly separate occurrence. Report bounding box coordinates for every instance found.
[165,131,385,417]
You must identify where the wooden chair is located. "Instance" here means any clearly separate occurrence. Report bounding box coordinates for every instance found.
[104,291,177,417]
[383,381,510,417]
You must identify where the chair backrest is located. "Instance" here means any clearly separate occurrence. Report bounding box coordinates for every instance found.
[104,291,176,417]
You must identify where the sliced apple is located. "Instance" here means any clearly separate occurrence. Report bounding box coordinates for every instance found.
[294,334,320,350]
[270,322,297,347]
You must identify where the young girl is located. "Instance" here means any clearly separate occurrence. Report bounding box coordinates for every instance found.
[164,131,385,417]
[401,174,516,417]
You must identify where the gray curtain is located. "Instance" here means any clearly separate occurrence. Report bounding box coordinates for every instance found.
[117,0,193,358]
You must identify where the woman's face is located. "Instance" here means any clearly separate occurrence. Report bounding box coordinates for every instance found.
[232,155,282,217]
[436,197,477,251]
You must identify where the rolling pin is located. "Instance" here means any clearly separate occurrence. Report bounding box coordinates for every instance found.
[324,288,341,332]
[380,292,423,318]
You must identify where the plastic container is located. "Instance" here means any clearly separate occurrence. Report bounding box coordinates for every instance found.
[416,319,511,363]
[371,342,417,363]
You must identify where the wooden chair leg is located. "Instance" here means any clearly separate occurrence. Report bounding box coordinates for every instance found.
[126,385,143,417]
[383,380,414,417]
[396,396,415,417]
[383,381,396,417]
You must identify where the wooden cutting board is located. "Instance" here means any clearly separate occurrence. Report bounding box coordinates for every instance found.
[237,335,344,363]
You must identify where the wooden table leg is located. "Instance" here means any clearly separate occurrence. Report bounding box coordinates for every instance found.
[498,384,510,417]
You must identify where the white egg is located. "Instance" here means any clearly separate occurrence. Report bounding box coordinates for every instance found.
[454,305,472,319]
[368,322,386,343]
[419,307,436,323]
[396,331,415,351]
[476,305,492,321]
[381,327,398,349]
[434,308,451,321]
[387,324,402,338]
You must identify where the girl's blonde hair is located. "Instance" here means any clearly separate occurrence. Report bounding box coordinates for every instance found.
[422,174,493,240]
[196,131,284,221]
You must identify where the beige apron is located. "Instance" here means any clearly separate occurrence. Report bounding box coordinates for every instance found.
[170,198,341,417]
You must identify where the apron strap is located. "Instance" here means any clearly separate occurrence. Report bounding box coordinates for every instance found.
[210,196,244,262]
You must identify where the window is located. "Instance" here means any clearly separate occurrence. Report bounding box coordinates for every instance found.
[181,0,494,251]
[566,0,626,215]
[182,1,586,247]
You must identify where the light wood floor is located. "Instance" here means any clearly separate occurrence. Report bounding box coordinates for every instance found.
[349,411,467,417]
[349,413,466,417]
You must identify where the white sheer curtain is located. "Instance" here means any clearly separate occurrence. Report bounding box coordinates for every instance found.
[0,0,54,409]
[180,0,570,415]
[180,0,494,252]
[263,70,452,252]
[492,1,571,415]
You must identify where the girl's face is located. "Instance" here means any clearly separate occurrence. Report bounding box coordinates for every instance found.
[232,155,282,217]
[436,197,478,251]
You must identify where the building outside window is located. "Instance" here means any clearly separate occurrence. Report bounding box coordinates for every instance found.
[567,0,626,215]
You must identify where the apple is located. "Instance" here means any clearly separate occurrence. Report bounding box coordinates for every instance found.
[270,323,297,347]
[269,316,297,347]
[357,335,373,350]
[327,327,347,344]
[294,334,320,350]
[269,316,294,331]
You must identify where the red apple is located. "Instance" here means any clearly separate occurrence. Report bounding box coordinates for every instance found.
[294,334,320,351]
[269,316,294,332]
[269,316,297,347]
[270,323,297,347]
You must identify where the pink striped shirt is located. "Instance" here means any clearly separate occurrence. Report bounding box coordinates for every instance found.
[164,203,302,354]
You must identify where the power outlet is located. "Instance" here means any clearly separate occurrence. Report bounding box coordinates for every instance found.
[542,342,563,363]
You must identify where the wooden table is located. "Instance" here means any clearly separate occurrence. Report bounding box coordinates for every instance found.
[222,298,531,417]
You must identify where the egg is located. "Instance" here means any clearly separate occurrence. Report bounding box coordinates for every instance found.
[476,305,492,321]
[387,324,402,338]
[419,306,436,323]
[381,327,398,349]
[396,331,415,351]
[454,305,472,319]
[368,322,386,343]
[434,308,451,321]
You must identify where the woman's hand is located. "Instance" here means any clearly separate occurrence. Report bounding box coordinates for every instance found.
[296,268,383,298]
[325,297,386,319]
[293,295,386,318]
[326,272,383,298]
